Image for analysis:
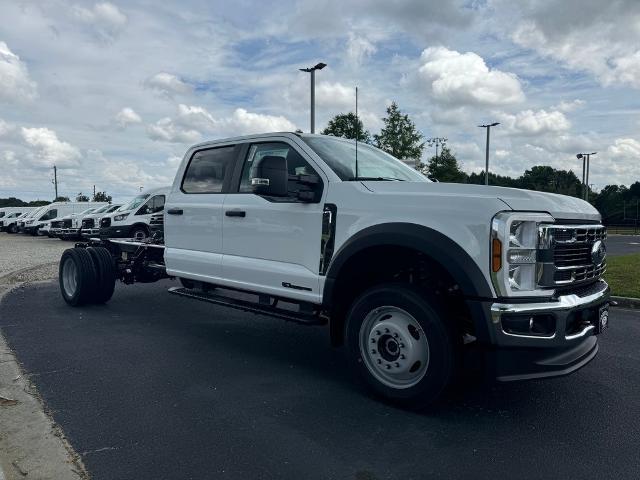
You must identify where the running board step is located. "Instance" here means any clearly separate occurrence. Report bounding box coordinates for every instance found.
[167,287,326,326]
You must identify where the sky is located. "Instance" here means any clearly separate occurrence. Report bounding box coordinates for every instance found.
[1,0,639,202]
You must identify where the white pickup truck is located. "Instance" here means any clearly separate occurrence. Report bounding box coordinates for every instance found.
[57,132,610,406]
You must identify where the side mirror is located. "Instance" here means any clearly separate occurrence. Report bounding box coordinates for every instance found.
[250,156,288,197]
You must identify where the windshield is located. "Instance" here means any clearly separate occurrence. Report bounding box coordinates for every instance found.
[27,207,46,218]
[301,135,428,182]
[107,205,121,212]
[78,208,95,215]
[118,194,149,212]
[92,205,111,214]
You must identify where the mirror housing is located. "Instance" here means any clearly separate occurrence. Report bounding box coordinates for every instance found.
[250,156,288,197]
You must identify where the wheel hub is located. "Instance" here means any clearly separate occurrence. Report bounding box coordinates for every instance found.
[360,306,430,389]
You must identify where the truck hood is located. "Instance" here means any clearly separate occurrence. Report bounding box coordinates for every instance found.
[361,181,601,222]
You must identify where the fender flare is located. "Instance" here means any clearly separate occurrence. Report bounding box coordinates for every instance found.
[323,223,494,342]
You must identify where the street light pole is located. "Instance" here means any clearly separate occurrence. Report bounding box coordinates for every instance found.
[576,152,597,201]
[478,123,499,185]
[299,62,327,134]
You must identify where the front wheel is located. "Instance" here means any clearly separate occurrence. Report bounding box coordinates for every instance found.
[130,226,148,241]
[345,284,456,407]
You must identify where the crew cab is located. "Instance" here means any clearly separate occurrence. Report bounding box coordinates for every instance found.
[57,132,610,406]
[99,187,168,240]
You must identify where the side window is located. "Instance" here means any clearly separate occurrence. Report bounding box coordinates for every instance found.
[136,195,165,215]
[239,142,317,194]
[182,146,236,193]
[41,209,57,220]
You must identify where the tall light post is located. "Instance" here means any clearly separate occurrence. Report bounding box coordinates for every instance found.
[426,137,447,171]
[299,62,327,133]
[576,152,596,200]
[478,123,499,185]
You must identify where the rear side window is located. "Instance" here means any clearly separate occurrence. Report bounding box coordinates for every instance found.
[182,146,236,193]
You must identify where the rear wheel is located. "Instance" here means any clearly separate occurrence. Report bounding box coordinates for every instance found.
[345,284,455,407]
[59,248,98,306]
[87,247,117,303]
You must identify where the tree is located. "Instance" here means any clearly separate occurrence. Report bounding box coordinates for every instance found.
[76,192,90,202]
[419,147,468,183]
[373,102,424,166]
[54,196,70,202]
[93,191,112,203]
[467,171,520,188]
[321,113,371,143]
[519,166,581,197]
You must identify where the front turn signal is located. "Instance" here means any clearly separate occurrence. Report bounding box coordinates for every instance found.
[492,238,502,272]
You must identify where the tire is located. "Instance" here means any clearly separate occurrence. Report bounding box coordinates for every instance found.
[87,247,117,303]
[345,283,455,408]
[59,248,99,306]
[7,224,16,234]
[130,225,148,241]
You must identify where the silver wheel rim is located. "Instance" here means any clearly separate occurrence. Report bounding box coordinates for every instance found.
[133,230,147,240]
[359,306,430,389]
[62,257,78,298]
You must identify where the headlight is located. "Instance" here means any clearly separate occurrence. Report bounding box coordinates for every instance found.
[113,213,129,221]
[491,212,554,297]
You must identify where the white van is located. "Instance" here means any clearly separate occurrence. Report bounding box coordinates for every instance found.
[58,204,108,239]
[17,206,48,232]
[23,202,107,236]
[0,208,37,232]
[100,187,169,240]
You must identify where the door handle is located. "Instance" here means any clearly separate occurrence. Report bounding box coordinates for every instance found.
[225,210,246,218]
[167,208,183,215]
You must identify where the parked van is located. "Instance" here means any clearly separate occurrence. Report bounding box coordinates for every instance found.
[18,206,48,232]
[81,204,122,239]
[100,187,169,240]
[23,202,107,236]
[0,208,36,232]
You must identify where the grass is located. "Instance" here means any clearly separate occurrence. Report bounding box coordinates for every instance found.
[605,253,640,298]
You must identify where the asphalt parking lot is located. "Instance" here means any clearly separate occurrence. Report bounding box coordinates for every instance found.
[1,278,639,480]
[606,235,640,256]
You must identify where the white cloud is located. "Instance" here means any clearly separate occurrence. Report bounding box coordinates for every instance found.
[512,11,640,89]
[147,104,296,143]
[556,99,585,113]
[497,108,570,136]
[20,127,82,168]
[114,107,142,128]
[71,2,127,41]
[146,117,201,143]
[346,33,377,65]
[144,72,192,97]
[418,47,525,106]
[0,41,38,103]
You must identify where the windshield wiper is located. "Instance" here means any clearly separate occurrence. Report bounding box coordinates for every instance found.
[349,176,405,181]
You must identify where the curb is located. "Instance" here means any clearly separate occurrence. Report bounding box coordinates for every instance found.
[611,296,640,310]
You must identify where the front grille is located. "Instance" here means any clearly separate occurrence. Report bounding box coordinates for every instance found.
[101,217,111,228]
[538,225,607,287]
[63,219,72,228]
[51,220,63,229]
[82,218,95,229]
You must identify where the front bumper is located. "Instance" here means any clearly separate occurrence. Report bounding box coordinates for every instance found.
[100,225,131,238]
[82,228,101,238]
[476,280,609,381]
[60,228,81,237]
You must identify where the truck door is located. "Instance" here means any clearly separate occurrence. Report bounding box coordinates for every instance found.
[164,143,239,282]
[221,139,327,303]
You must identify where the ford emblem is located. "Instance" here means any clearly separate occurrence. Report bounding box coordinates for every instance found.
[591,240,606,266]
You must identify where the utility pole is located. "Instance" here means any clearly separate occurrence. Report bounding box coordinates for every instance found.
[93,185,96,199]
[576,152,596,201]
[52,165,58,200]
[478,123,500,185]
[299,62,327,133]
